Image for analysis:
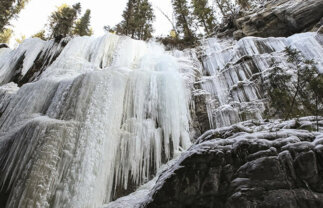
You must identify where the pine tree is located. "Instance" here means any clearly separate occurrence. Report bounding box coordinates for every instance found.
[172,0,195,42]
[192,0,216,35]
[266,66,293,119]
[115,0,137,36]
[134,0,155,40]
[48,3,81,40]
[0,28,13,43]
[74,9,92,36]
[115,0,155,40]
[266,46,323,122]
[0,0,30,33]
[32,30,47,40]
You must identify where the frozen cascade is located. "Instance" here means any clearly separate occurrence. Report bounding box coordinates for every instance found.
[1,27,322,208]
[0,38,66,86]
[199,31,323,128]
[0,34,193,207]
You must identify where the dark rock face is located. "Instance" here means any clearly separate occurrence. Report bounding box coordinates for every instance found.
[192,91,211,136]
[0,44,8,49]
[235,0,323,39]
[144,117,323,208]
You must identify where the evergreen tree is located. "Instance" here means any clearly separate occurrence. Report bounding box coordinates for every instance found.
[192,0,216,35]
[115,0,155,40]
[48,3,81,40]
[115,0,137,36]
[265,46,323,124]
[266,66,293,119]
[284,46,308,120]
[0,0,30,33]
[134,0,154,40]
[172,0,195,41]
[0,28,13,43]
[74,9,92,36]
[32,30,47,40]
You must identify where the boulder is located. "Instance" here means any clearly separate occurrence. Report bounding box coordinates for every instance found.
[0,43,8,48]
[144,117,323,208]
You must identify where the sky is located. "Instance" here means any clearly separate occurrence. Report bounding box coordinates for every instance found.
[10,0,174,45]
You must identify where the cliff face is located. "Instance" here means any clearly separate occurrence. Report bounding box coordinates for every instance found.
[105,29,323,208]
[197,30,322,129]
[0,1,323,207]
[234,0,323,39]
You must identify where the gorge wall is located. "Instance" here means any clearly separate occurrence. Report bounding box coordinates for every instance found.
[107,28,323,208]
[198,30,323,129]
[234,0,323,38]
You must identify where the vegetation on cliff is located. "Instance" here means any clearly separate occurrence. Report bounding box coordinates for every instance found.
[265,47,323,130]
[0,0,30,43]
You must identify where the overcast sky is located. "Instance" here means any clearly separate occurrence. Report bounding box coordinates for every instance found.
[10,0,175,45]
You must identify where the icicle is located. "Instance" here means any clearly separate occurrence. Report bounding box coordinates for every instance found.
[0,33,193,208]
[200,32,323,129]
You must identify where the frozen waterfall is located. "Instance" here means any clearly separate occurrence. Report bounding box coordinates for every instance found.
[1,28,322,208]
[0,34,193,208]
[199,31,323,128]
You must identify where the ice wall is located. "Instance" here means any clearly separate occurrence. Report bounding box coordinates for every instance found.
[199,31,323,128]
[0,38,66,86]
[1,27,322,208]
[0,34,193,208]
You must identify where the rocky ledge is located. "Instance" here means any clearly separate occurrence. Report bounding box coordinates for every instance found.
[0,44,8,49]
[144,116,323,208]
[234,0,323,39]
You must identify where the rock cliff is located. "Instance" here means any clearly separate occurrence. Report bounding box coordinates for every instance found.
[234,0,323,39]
[0,1,322,207]
[145,117,323,208]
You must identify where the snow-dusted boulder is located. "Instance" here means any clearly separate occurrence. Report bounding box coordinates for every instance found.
[144,117,323,208]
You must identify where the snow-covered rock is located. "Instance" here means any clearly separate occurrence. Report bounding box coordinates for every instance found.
[196,30,323,129]
[143,117,323,208]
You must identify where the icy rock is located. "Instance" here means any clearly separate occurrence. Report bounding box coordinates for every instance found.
[198,30,323,129]
[236,0,323,38]
[143,117,323,208]
[0,82,19,117]
[0,38,67,86]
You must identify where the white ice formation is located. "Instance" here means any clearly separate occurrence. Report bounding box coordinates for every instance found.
[0,34,193,208]
[0,29,322,208]
[198,31,323,129]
